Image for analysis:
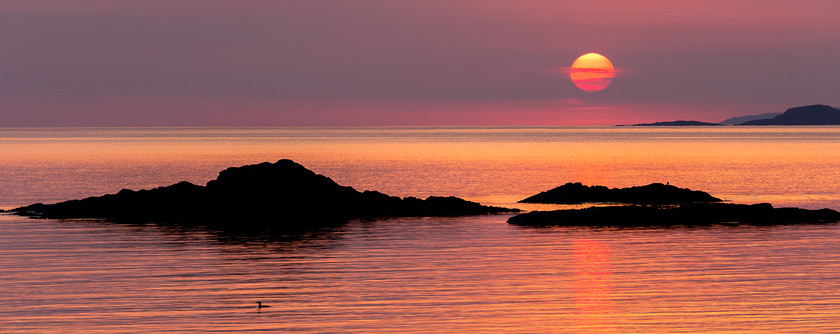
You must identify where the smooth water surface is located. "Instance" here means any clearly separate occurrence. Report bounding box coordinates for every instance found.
[1,127,839,332]
[2,215,839,333]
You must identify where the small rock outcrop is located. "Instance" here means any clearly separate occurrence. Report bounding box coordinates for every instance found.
[12,160,518,229]
[507,203,840,227]
[519,182,722,205]
[740,105,840,125]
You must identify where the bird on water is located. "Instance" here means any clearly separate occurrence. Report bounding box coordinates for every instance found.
[256,301,271,309]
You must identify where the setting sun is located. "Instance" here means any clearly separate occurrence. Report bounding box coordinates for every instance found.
[570,53,615,92]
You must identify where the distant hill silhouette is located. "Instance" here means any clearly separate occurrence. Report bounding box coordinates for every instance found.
[720,113,781,125]
[740,105,840,125]
[632,120,721,126]
[12,160,518,230]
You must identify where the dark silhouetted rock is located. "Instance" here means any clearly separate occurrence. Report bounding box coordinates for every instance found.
[519,182,721,205]
[632,120,722,126]
[740,105,840,125]
[507,203,840,227]
[12,160,518,230]
[720,112,781,125]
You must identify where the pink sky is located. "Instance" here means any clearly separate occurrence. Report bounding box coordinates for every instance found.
[1,0,838,126]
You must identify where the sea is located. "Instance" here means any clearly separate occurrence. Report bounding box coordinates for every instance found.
[1,127,839,333]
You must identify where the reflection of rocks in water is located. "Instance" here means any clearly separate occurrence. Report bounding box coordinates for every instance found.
[83,219,350,252]
[206,223,348,253]
[13,159,517,233]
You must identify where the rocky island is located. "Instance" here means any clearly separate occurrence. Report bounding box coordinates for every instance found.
[12,160,518,230]
[510,183,840,227]
[508,203,840,227]
[12,163,839,229]
[520,182,722,205]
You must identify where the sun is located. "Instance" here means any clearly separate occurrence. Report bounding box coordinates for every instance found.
[570,53,615,92]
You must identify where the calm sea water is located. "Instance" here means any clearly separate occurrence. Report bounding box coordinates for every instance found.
[1,127,839,332]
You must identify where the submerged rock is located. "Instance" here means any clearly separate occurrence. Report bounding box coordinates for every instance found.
[519,182,722,205]
[12,159,518,229]
[507,203,840,227]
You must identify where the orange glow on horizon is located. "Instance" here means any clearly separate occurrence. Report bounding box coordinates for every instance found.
[570,53,615,92]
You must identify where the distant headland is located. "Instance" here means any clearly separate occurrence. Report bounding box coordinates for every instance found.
[720,112,781,125]
[630,120,722,127]
[11,160,518,230]
[739,105,840,125]
[626,104,839,126]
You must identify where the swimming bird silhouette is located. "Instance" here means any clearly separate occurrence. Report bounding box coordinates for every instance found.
[256,301,271,309]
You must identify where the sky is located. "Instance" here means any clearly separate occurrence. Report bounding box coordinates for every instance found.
[1,0,838,126]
